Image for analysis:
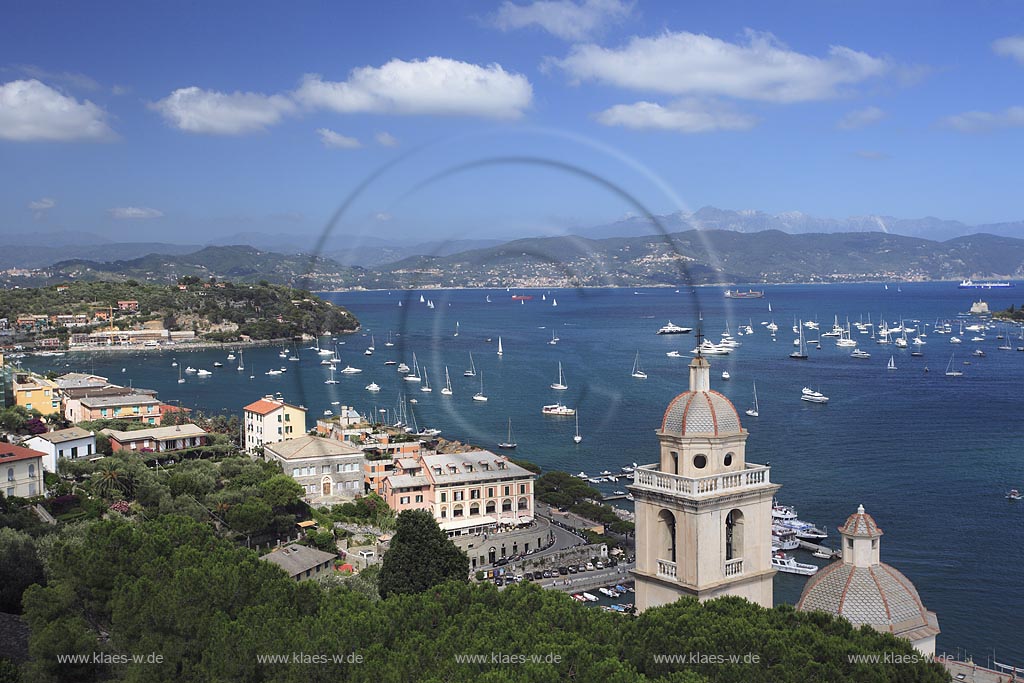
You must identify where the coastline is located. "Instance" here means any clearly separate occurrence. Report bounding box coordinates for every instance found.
[23,329,361,356]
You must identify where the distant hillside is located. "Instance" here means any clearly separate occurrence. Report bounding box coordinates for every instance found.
[361,230,1024,287]
[17,246,360,289]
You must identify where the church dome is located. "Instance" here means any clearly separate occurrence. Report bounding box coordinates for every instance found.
[660,390,742,437]
[796,562,940,642]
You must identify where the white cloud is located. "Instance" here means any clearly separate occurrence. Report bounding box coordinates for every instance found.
[150,86,296,135]
[0,79,114,141]
[993,35,1024,65]
[374,212,393,222]
[109,206,164,219]
[941,106,1024,133]
[28,197,56,211]
[492,0,632,41]
[596,98,756,133]
[837,106,885,130]
[554,30,889,103]
[316,128,362,148]
[17,65,100,91]
[294,57,532,119]
[375,131,399,147]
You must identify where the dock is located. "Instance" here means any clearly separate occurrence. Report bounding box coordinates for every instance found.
[798,540,840,559]
[603,494,630,501]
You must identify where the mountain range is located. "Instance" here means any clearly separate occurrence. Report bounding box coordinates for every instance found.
[10,230,1024,290]
[6,206,1024,272]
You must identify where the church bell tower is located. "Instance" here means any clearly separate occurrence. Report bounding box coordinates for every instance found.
[629,347,779,612]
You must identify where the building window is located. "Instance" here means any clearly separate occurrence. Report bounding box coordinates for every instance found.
[487,487,494,498]
[285,414,290,422]
[519,484,525,495]
[454,491,464,502]
[400,496,410,505]
[28,464,35,478]
[440,492,447,503]
[659,509,677,562]
[293,468,300,477]
[322,465,330,474]
[871,539,878,549]
[724,452,734,467]
[693,454,707,469]
[725,509,744,561]
[470,489,480,500]
[6,468,12,482]
[847,538,853,549]
[503,485,510,496]
[415,495,424,503]
[71,446,78,458]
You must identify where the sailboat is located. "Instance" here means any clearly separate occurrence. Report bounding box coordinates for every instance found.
[420,367,432,392]
[745,381,759,417]
[552,298,558,307]
[385,331,394,347]
[324,366,339,384]
[887,355,897,371]
[945,354,964,377]
[440,367,453,395]
[473,372,488,401]
[237,350,244,371]
[404,353,422,382]
[177,365,185,384]
[497,337,503,356]
[790,322,809,359]
[573,412,582,443]
[550,362,568,390]
[498,418,517,449]
[463,352,476,377]
[631,351,647,379]
[454,322,459,337]
[548,330,559,345]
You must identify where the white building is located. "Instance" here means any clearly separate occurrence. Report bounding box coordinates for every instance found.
[25,426,97,472]
[1,443,45,498]
[630,351,779,613]
[243,397,307,452]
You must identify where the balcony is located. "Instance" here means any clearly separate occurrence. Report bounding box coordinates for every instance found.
[724,558,744,577]
[632,463,771,498]
[657,559,677,580]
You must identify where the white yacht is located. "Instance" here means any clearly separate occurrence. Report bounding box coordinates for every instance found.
[771,553,819,576]
[440,367,453,395]
[945,354,964,377]
[771,525,800,551]
[656,321,692,335]
[800,387,829,403]
[850,348,871,359]
[541,403,575,416]
[464,352,476,377]
[721,370,730,380]
[745,381,759,417]
[196,369,212,377]
[340,366,363,374]
[365,382,380,392]
[472,372,488,402]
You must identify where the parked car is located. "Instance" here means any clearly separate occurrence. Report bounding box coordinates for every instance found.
[494,578,504,587]
[578,564,587,572]
[568,565,578,574]
[586,562,594,571]
[595,561,604,569]
[558,566,568,575]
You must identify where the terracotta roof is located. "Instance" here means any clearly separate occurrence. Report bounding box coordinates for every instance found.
[839,504,883,537]
[0,443,46,464]
[243,398,303,415]
[244,399,283,414]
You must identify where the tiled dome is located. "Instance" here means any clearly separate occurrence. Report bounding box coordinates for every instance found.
[796,563,940,642]
[660,391,742,437]
[840,504,883,537]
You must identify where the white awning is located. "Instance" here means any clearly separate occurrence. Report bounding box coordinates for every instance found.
[439,515,497,531]
[517,516,534,523]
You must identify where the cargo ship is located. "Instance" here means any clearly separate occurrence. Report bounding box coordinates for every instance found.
[724,289,765,299]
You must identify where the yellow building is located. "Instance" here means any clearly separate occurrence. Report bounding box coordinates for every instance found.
[13,374,60,416]
[243,396,307,452]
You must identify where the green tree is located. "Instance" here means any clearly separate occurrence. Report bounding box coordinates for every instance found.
[377,510,469,599]
[258,474,304,508]
[226,499,273,536]
[0,528,44,612]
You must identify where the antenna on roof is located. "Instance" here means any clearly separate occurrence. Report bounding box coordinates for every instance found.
[694,326,704,359]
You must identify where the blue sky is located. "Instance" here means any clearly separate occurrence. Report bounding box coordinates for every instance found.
[3,0,1024,246]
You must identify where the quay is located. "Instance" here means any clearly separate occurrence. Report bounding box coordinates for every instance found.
[798,539,840,559]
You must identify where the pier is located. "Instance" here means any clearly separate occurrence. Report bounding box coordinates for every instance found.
[798,539,840,559]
